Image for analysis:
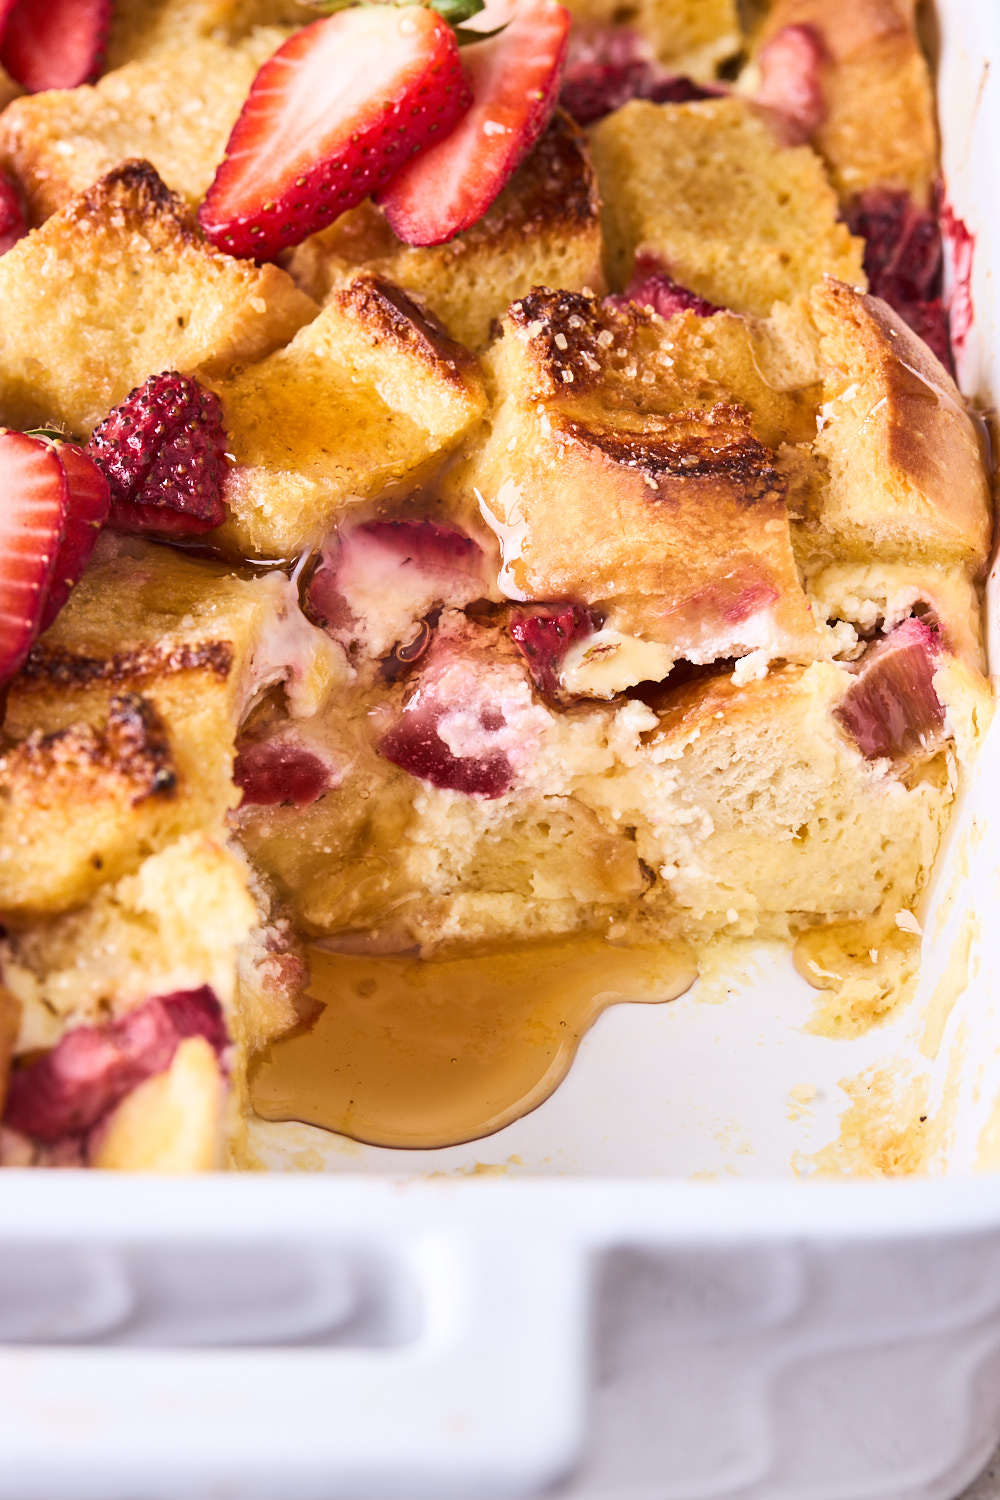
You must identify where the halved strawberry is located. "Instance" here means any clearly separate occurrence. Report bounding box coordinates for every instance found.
[0,170,26,256]
[0,431,67,684]
[377,0,571,247]
[0,0,111,93]
[199,8,472,262]
[37,441,110,634]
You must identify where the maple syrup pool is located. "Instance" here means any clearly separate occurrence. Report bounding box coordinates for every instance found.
[248,937,697,1149]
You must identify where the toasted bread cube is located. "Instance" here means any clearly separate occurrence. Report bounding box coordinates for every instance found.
[91,1035,224,1172]
[106,0,309,68]
[213,274,488,558]
[1,535,340,917]
[0,31,285,224]
[563,0,740,76]
[758,0,937,204]
[287,113,605,351]
[0,161,317,435]
[468,288,826,686]
[1,833,256,1045]
[808,280,992,573]
[590,98,866,316]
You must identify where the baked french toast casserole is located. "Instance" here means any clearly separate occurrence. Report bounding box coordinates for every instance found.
[0,0,991,1168]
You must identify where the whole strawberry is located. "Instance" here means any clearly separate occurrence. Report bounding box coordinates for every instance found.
[87,372,228,539]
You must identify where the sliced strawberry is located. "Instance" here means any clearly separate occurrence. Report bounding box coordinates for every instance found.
[37,441,110,635]
[199,8,472,262]
[0,431,67,684]
[378,0,571,247]
[87,371,228,540]
[0,170,26,257]
[0,0,111,93]
[234,735,340,809]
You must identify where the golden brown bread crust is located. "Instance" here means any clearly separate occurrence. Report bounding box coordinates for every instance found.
[469,287,824,665]
[0,696,183,917]
[333,275,481,391]
[759,0,937,203]
[286,112,605,350]
[808,280,992,572]
[0,160,317,435]
[214,272,488,558]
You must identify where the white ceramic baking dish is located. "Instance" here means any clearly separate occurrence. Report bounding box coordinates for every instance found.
[0,1,997,1495]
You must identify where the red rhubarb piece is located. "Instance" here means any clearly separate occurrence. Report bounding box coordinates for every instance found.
[234,737,339,809]
[377,0,571,247]
[199,8,471,262]
[3,988,227,1145]
[835,618,946,761]
[755,24,826,145]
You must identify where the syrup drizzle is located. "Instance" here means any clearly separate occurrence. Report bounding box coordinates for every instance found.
[249,936,696,1149]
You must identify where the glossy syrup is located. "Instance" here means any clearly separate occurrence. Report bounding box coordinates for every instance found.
[249,936,697,1149]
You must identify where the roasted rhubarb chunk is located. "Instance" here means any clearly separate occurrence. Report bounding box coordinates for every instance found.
[834,619,945,761]
[379,622,548,799]
[4,986,227,1145]
[468,288,828,693]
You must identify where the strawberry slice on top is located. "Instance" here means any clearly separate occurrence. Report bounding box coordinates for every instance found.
[199,7,472,262]
[377,0,571,247]
[0,431,68,685]
[0,0,111,93]
[37,440,110,634]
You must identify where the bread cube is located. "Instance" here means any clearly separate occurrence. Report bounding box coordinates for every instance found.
[0,160,316,435]
[590,97,865,315]
[808,280,992,572]
[0,833,256,1045]
[287,113,605,351]
[563,0,740,76]
[467,287,827,687]
[1,534,340,917]
[757,0,937,203]
[106,0,309,68]
[213,274,488,558]
[0,31,285,224]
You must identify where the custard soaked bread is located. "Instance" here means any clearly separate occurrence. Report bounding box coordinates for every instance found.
[0,0,991,1170]
[590,97,866,312]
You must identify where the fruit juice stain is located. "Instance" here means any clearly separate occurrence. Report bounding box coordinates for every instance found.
[249,936,697,1149]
